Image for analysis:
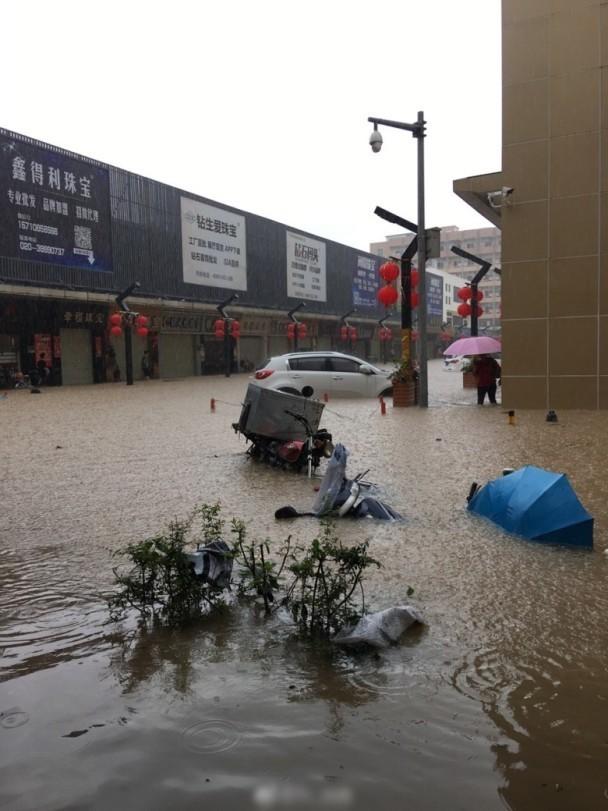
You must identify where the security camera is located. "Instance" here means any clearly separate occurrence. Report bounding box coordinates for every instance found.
[369,128,383,153]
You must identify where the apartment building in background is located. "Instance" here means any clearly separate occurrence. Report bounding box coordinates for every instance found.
[455,0,608,409]
[370,225,502,333]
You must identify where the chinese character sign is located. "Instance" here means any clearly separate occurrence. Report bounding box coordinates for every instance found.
[286,231,326,302]
[353,255,379,307]
[181,197,247,291]
[427,271,444,317]
[0,137,112,272]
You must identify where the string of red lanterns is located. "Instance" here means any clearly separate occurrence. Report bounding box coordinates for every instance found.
[287,322,308,340]
[376,261,420,309]
[214,318,241,339]
[340,325,358,341]
[378,326,393,342]
[108,312,150,338]
[456,286,484,319]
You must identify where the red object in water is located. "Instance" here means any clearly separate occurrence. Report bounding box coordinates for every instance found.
[323,392,329,402]
[380,397,386,416]
[410,291,419,308]
[379,261,400,283]
[410,268,419,287]
[277,440,305,464]
[110,325,122,337]
[255,369,274,380]
[297,323,307,339]
[214,319,225,338]
[137,326,148,337]
[378,284,398,307]
[109,313,122,327]
[457,302,471,317]
[340,325,349,341]
[210,398,215,412]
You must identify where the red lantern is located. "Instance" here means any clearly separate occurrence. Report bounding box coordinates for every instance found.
[214,318,225,338]
[349,326,358,341]
[457,302,471,317]
[231,320,241,338]
[412,330,419,341]
[110,325,122,337]
[297,323,307,339]
[475,305,484,318]
[287,323,296,340]
[384,327,392,341]
[457,287,472,301]
[472,289,484,302]
[410,291,419,308]
[378,285,399,307]
[410,269,419,287]
[340,325,349,341]
[379,261,400,283]
[135,314,149,328]
[110,312,122,327]
[379,327,387,342]
[137,326,149,338]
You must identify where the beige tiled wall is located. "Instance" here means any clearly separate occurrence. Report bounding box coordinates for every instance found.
[501,0,604,408]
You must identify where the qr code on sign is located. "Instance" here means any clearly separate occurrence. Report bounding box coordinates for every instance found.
[74,225,92,250]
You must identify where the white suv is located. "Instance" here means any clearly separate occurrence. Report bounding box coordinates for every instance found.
[253,352,392,399]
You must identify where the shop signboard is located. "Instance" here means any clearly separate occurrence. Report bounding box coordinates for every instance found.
[0,135,112,272]
[286,231,326,302]
[427,271,444,317]
[180,197,247,291]
[353,255,379,307]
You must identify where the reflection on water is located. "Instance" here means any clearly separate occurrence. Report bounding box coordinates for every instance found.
[2,361,608,809]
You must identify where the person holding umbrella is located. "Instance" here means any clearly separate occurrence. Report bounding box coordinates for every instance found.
[472,354,501,405]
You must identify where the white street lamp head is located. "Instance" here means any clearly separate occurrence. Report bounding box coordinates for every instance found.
[369,128,383,153]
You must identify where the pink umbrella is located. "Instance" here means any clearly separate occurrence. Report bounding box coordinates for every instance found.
[443,336,501,356]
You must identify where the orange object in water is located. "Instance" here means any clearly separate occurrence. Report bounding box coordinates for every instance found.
[323,393,329,402]
[380,397,386,416]
[210,398,216,412]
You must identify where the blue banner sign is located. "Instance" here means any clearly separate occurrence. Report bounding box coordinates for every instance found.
[353,255,379,307]
[0,136,112,272]
[427,271,444,317]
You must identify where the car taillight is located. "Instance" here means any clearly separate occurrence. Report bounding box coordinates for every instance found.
[255,370,274,380]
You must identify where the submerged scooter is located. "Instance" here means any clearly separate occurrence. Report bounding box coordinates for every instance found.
[233,384,334,475]
[275,443,402,521]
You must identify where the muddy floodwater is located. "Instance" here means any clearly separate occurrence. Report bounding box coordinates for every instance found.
[2,360,608,810]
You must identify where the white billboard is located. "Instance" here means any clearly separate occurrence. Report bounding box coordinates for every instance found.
[181,197,247,291]
[286,231,326,302]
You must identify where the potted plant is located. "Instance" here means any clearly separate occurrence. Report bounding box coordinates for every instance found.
[390,361,418,407]
[462,358,476,389]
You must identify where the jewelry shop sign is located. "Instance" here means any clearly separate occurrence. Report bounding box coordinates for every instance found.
[181,197,247,291]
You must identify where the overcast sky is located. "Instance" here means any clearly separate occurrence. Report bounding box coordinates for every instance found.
[3,0,501,252]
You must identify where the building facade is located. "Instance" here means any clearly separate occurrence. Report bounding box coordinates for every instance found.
[455,0,608,409]
[0,129,395,387]
[370,225,502,334]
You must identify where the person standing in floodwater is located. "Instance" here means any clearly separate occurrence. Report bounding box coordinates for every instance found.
[472,354,501,405]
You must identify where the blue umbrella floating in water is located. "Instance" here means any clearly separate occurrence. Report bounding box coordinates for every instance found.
[468,465,593,548]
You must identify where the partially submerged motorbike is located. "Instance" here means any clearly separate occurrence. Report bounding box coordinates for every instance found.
[233,384,334,475]
[275,443,402,521]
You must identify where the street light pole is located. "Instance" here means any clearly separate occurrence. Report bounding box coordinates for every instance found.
[368,111,428,407]
[116,281,141,386]
[414,111,428,407]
